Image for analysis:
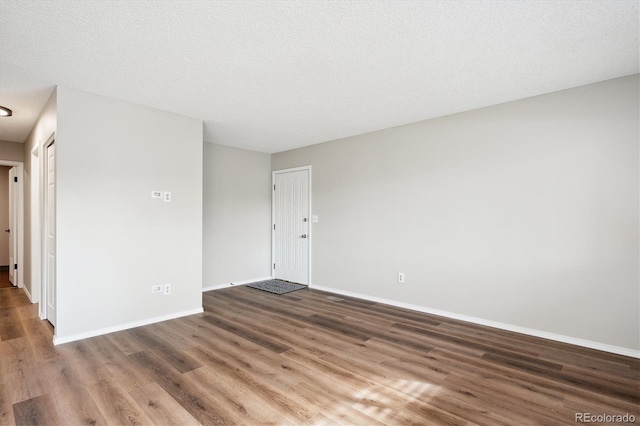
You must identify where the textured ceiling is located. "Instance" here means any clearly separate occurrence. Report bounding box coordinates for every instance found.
[0,1,638,153]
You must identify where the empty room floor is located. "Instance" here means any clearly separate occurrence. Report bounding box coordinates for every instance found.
[0,284,638,425]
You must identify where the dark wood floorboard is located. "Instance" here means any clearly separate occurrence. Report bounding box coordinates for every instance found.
[0,283,638,425]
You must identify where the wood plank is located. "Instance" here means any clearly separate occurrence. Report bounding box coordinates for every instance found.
[106,331,147,356]
[48,383,108,426]
[99,355,155,394]
[436,321,635,376]
[187,344,314,423]
[0,384,15,426]
[184,367,298,425]
[292,381,388,426]
[51,341,106,387]
[128,382,200,426]
[12,394,59,426]
[0,338,45,404]
[429,347,639,413]
[129,350,235,425]
[180,315,349,395]
[201,313,291,354]
[0,288,26,310]
[127,328,202,374]
[0,308,25,341]
[87,380,153,425]
[20,318,56,360]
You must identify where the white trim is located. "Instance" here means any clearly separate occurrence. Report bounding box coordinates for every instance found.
[203,276,273,292]
[273,165,312,174]
[16,164,24,290]
[22,282,34,303]
[39,133,54,321]
[41,134,54,326]
[52,307,204,345]
[271,165,312,285]
[0,160,24,291]
[310,284,640,359]
[30,142,41,304]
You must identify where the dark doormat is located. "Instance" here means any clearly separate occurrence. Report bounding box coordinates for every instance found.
[246,279,307,295]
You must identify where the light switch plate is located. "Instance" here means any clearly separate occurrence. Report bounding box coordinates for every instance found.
[151,191,163,199]
[311,215,318,223]
[164,192,172,203]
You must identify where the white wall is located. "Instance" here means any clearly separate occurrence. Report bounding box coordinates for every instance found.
[0,140,24,162]
[55,87,203,341]
[203,143,272,288]
[272,75,640,353]
[0,166,9,266]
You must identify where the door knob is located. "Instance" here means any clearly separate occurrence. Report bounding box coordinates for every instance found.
[3,229,9,233]
[301,234,307,238]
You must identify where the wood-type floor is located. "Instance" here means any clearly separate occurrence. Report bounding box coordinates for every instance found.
[0,270,11,289]
[0,280,638,425]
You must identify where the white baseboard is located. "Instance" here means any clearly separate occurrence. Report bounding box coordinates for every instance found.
[203,276,273,292]
[52,307,204,346]
[310,284,640,359]
[22,283,33,303]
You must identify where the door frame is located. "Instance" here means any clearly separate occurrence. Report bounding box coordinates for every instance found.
[40,133,55,322]
[0,159,24,291]
[30,141,42,306]
[271,165,312,285]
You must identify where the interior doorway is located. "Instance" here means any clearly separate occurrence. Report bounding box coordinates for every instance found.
[43,139,56,326]
[8,167,18,285]
[0,166,11,285]
[272,166,312,285]
[0,160,24,291]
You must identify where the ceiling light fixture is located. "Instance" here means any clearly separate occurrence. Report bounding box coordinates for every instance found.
[0,106,12,117]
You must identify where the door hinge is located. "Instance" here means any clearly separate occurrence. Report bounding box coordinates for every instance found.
[273,184,276,190]
[14,177,18,183]
[14,264,17,270]
[273,224,275,230]
[273,263,275,269]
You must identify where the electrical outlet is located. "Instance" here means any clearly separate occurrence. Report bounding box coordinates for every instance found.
[163,192,172,203]
[163,284,171,295]
[398,273,405,283]
[151,191,163,199]
[151,285,162,293]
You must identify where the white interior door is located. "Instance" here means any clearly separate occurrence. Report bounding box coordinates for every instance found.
[273,169,309,284]
[45,142,56,325]
[8,167,17,286]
